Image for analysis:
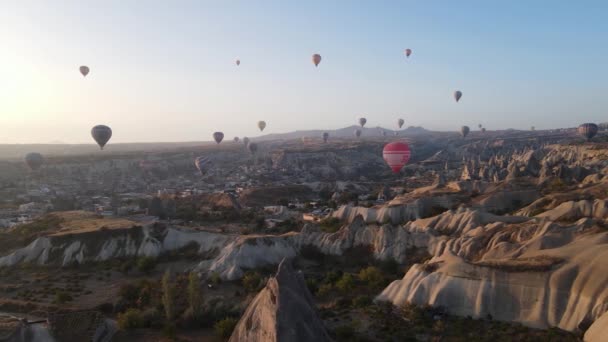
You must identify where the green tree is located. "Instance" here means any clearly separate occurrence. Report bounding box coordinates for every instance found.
[188,272,204,319]
[335,273,354,293]
[358,266,384,287]
[162,270,175,321]
[214,317,238,339]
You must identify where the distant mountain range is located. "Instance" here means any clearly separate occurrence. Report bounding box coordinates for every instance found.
[256,125,430,141]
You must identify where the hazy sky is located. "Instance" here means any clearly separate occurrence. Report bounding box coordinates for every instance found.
[1,1,607,143]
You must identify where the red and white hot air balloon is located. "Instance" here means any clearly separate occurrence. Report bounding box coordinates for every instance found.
[383,141,411,174]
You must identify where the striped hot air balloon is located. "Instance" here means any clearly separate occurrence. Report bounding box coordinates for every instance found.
[578,123,598,141]
[383,141,411,173]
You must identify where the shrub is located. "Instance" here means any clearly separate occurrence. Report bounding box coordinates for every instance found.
[242,271,262,292]
[320,217,342,233]
[353,295,372,308]
[141,308,163,328]
[53,291,72,304]
[214,317,238,340]
[136,257,157,274]
[188,272,204,319]
[210,272,221,285]
[162,270,176,320]
[335,273,354,293]
[117,308,144,330]
[316,283,333,297]
[358,266,384,287]
[333,324,356,340]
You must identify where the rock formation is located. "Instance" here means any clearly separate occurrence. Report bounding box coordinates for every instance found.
[229,259,332,342]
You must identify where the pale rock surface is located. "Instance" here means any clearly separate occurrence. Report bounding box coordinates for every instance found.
[229,259,332,342]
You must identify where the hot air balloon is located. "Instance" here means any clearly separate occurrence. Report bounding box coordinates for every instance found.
[323,132,329,143]
[478,124,482,129]
[354,129,362,138]
[213,132,224,144]
[79,66,90,77]
[481,127,486,133]
[359,118,367,127]
[383,141,411,174]
[578,123,598,141]
[531,126,535,131]
[235,59,241,66]
[454,91,462,102]
[91,125,112,150]
[405,49,412,58]
[234,137,240,143]
[398,118,405,129]
[312,54,322,67]
[460,126,470,138]
[194,156,212,175]
[248,142,258,154]
[243,137,250,146]
[25,153,44,171]
[257,121,266,132]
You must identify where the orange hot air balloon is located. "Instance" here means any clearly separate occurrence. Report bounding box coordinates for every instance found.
[383,141,411,173]
[79,66,90,77]
[312,54,322,67]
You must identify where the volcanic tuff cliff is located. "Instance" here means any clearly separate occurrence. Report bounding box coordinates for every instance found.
[229,259,332,342]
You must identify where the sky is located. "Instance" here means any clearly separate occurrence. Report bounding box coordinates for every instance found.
[0,0,607,143]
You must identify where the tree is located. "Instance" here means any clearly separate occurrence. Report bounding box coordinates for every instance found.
[162,270,175,321]
[148,197,165,218]
[188,272,204,319]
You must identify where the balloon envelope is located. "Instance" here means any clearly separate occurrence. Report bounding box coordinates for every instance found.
[213,132,224,144]
[383,141,411,173]
[79,66,89,77]
[248,142,258,154]
[194,156,212,175]
[235,59,240,66]
[354,129,362,137]
[578,123,598,141]
[359,118,367,127]
[481,127,486,133]
[233,137,240,143]
[91,125,112,150]
[460,126,470,138]
[312,54,322,67]
[25,153,44,171]
[398,118,404,128]
[405,49,412,57]
[454,91,462,102]
[257,121,266,131]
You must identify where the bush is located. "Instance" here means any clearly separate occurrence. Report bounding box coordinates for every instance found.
[335,274,354,293]
[242,271,262,292]
[320,217,342,233]
[162,270,176,320]
[142,308,163,328]
[214,317,238,339]
[136,257,157,274]
[117,308,144,330]
[358,266,384,288]
[333,324,356,340]
[54,291,72,304]
[316,283,333,297]
[210,272,221,285]
[353,295,372,308]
